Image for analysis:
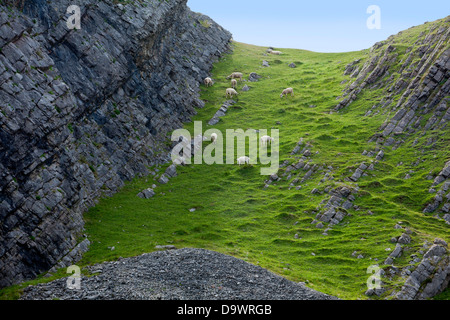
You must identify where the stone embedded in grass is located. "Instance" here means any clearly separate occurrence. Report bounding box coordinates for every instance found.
[262,60,270,67]
[248,72,262,82]
[158,174,169,184]
[376,150,385,161]
[442,205,450,214]
[137,188,155,199]
[242,84,250,92]
[398,233,411,244]
[208,100,236,125]
[390,244,403,259]
[289,63,296,68]
[164,164,177,178]
[269,174,279,181]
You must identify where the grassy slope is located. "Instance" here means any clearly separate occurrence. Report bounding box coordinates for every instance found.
[2,19,449,300]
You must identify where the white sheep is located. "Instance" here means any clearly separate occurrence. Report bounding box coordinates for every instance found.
[204,77,214,87]
[269,50,283,55]
[211,133,218,144]
[231,79,237,88]
[280,87,294,98]
[237,156,250,166]
[227,72,243,81]
[260,135,275,147]
[226,88,239,99]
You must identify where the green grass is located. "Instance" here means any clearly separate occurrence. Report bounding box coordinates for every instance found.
[2,19,449,300]
[80,41,449,300]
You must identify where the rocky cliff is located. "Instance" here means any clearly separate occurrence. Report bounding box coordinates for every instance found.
[0,0,231,288]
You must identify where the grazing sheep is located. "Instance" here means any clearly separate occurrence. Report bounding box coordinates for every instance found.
[237,156,250,166]
[227,72,243,81]
[260,135,275,146]
[211,133,218,144]
[231,79,237,88]
[204,77,214,87]
[226,88,239,99]
[280,87,294,98]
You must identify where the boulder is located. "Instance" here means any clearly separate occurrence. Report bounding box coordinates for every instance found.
[248,72,262,82]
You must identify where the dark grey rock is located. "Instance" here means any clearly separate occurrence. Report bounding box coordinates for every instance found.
[0,0,232,288]
[158,175,170,185]
[138,188,156,199]
[20,248,337,300]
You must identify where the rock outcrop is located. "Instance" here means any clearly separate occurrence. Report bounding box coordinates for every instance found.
[0,0,231,288]
[19,248,337,300]
[395,239,450,300]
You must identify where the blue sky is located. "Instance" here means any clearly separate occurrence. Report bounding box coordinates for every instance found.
[187,0,450,52]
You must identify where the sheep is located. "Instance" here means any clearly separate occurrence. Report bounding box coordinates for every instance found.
[204,77,214,87]
[226,72,243,81]
[211,133,218,144]
[280,87,294,98]
[237,156,250,166]
[260,135,275,147]
[231,79,237,88]
[226,88,239,99]
[267,49,282,55]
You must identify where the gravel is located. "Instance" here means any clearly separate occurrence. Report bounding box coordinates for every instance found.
[20,248,337,300]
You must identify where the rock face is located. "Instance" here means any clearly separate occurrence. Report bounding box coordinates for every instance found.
[0,0,232,288]
[208,100,236,126]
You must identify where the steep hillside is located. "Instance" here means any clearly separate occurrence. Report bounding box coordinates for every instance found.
[0,0,231,288]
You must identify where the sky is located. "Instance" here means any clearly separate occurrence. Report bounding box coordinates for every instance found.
[187,0,450,53]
